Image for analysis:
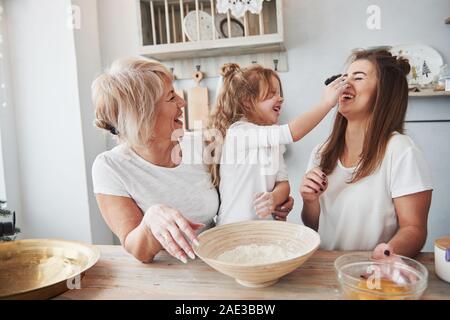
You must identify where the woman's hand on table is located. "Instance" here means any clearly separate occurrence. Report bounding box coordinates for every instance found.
[143,204,204,264]
[372,243,396,261]
[300,168,328,203]
[371,243,417,283]
[372,243,405,266]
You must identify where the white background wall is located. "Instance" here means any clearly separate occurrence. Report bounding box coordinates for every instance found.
[0,138,6,201]
[1,0,112,243]
[0,0,448,249]
[0,0,22,216]
[71,0,113,244]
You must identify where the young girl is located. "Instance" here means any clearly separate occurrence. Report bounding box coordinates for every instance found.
[208,63,347,225]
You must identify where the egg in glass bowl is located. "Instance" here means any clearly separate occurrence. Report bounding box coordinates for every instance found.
[334,252,428,300]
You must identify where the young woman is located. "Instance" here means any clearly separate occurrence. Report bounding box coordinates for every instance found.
[300,50,433,258]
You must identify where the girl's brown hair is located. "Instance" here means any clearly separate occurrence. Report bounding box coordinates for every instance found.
[319,49,411,182]
[207,63,282,187]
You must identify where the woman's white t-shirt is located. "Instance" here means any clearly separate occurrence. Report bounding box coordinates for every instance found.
[217,121,293,225]
[307,133,433,251]
[92,134,219,231]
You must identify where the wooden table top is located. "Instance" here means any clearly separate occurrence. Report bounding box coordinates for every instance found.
[57,245,450,300]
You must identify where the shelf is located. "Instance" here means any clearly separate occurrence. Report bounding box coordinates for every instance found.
[136,0,285,61]
[139,34,285,60]
[409,90,450,97]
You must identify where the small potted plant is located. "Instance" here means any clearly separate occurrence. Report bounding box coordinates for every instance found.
[0,200,20,241]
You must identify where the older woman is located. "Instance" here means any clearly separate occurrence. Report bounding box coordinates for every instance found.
[300,50,433,259]
[91,58,292,263]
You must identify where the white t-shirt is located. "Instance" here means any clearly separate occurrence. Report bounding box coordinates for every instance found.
[307,132,433,251]
[92,134,219,231]
[216,121,293,225]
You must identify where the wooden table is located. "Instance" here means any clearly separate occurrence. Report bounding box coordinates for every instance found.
[57,245,450,300]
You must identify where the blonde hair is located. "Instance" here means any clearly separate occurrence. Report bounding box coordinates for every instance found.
[207,63,282,187]
[92,57,172,148]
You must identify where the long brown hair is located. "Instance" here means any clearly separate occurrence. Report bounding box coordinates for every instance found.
[207,63,282,187]
[319,49,411,183]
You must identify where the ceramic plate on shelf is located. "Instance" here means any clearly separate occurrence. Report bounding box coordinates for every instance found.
[215,14,245,38]
[390,44,444,87]
[183,10,221,41]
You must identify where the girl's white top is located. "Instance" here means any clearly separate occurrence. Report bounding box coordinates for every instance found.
[92,134,219,231]
[307,132,433,251]
[217,121,293,225]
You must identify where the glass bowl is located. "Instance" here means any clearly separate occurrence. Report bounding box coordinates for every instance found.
[334,252,428,300]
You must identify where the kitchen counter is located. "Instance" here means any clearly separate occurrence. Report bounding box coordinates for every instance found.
[57,245,450,300]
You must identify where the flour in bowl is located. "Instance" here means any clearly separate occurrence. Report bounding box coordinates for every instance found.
[217,243,297,265]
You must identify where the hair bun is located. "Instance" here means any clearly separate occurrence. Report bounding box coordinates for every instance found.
[94,119,118,135]
[396,57,411,76]
[94,119,109,130]
[220,63,241,78]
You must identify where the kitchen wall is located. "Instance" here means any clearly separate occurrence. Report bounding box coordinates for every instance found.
[0,0,6,202]
[0,137,6,201]
[97,0,450,250]
[71,0,114,244]
[2,0,112,243]
[0,0,22,217]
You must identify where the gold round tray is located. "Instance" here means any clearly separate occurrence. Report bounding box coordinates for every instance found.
[0,239,100,299]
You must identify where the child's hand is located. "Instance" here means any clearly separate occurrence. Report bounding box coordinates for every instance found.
[253,192,275,218]
[320,75,348,109]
